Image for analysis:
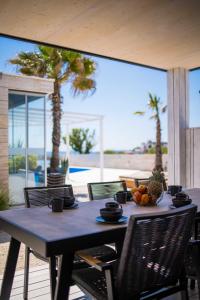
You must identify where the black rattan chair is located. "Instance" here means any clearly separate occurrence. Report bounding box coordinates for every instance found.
[23,185,117,299]
[185,240,200,297]
[87,181,127,201]
[73,205,197,300]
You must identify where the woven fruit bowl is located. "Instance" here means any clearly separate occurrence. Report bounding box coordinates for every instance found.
[131,183,163,206]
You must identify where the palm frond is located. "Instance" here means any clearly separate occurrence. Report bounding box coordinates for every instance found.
[133,111,145,116]
[61,50,81,63]
[83,58,96,76]
[72,76,96,97]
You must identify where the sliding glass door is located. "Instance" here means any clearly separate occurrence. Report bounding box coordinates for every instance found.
[8,92,46,205]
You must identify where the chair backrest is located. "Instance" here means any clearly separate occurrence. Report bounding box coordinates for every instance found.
[134,178,150,187]
[116,205,197,299]
[87,181,127,200]
[24,185,74,208]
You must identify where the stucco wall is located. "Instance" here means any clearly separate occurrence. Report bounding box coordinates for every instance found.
[69,153,168,171]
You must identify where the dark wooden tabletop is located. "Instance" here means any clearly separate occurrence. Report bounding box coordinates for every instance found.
[0,188,199,257]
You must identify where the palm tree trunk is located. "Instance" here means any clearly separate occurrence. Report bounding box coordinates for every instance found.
[155,117,163,171]
[50,80,62,171]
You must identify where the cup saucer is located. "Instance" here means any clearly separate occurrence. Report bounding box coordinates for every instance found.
[96,216,128,224]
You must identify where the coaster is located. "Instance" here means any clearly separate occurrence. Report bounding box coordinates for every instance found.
[96,216,128,224]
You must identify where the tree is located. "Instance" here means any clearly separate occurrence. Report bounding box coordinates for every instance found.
[134,93,167,171]
[66,128,96,154]
[10,46,96,171]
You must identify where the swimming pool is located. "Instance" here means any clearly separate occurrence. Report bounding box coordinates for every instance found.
[69,167,90,173]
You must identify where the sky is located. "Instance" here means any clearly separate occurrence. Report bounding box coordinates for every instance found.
[0,36,199,151]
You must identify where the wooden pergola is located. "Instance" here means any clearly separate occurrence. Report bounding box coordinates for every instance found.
[0,0,200,187]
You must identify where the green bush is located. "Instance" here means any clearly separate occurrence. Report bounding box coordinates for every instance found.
[104,150,116,154]
[147,146,168,154]
[0,186,9,210]
[9,155,38,173]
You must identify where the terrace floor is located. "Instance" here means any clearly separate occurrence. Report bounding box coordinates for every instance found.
[0,261,199,300]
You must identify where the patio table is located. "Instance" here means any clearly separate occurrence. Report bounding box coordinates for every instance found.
[0,188,199,300]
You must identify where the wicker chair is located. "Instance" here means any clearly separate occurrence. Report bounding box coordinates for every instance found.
[23,185,117,299]
[73,205,197,300]
[87,181,127,201]
[185,240,200,297]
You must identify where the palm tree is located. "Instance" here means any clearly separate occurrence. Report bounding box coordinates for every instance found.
[10,46,96,171]
[134,93,167,171]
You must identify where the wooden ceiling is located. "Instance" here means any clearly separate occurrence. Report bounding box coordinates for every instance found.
[0,0,200,70]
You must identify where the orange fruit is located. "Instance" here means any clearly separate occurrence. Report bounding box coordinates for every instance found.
[134,191,142,203]
[138,185,147,194]
[141,194,150,205]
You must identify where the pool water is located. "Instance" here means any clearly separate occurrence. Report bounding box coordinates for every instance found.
[69,167,90,173]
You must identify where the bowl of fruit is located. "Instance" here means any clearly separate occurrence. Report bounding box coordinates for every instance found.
[131,181,163,206]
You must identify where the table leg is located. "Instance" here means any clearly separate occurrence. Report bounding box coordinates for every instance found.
[0,237,21,300]
[54,252,74,300]
[49,256,57,300]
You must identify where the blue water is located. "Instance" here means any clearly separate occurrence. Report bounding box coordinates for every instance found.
[34,167,90,183]
[69,167,90,173]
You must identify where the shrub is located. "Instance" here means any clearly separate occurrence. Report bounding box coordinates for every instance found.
[147,146,168,154]
[0,186,9,210]
[9,155,37,173]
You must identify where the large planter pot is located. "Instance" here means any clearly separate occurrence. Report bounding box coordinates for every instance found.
[47,173,66,186]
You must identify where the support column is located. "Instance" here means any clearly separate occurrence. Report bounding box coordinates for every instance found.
[167,68,189,186]
[0,75,8,189]
[99,117,104,181]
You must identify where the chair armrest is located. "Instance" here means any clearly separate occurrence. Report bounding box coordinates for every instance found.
[76,251,115,271]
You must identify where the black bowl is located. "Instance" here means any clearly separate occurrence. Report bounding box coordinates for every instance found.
[175,192,189,200]
[100,208,123,222]
[63,196,75,207]
[172,198,192,208]
[105,202,120,209]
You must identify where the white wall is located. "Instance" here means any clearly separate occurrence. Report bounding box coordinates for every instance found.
[186,128,200,187]
[69,154,168,171]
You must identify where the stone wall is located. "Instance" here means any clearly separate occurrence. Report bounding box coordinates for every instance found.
[69,153,168,171]
[0,84,8,187]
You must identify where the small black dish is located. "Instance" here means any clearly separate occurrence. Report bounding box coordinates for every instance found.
[172,198,192,208]
[63,202,78,210]
[100,207,123,222]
